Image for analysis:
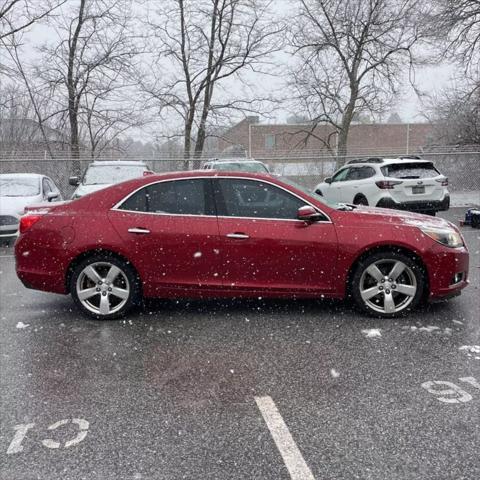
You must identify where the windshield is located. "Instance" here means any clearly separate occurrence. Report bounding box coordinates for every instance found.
[215,162,269,173]
[83,165,146,185]
[0,177,40,196]
[381,162,439,179]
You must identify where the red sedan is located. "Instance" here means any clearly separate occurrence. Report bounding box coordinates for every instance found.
[15,171,469,319]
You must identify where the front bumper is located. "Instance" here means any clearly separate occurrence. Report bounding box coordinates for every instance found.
[376,194,450,212]
[425,242,469,300]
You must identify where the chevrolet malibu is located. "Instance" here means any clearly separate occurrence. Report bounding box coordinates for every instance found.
[15,171,469,319]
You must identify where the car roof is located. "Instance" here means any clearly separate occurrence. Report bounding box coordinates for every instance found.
[0,173,44,179]
[89,160,148,166]
[205,159,263,164]
[346,156,432,166]
[138,170,270,180]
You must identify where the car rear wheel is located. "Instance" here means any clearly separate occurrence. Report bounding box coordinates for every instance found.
[71,255,141,320]
[351,252,425,317]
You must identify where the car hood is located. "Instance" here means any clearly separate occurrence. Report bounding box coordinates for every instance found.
[72,184,111,198]
[337,205,455,229]
[0,195,43,218]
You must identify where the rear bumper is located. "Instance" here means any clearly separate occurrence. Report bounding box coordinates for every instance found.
[376,194,450,212]
[15,235,69,295]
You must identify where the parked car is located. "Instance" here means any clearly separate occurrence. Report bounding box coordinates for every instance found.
[70,160,152,199]
[202,158,270,174]
[314,156,450,215]
[464,208,480,228]
[0,173,62,240]
[15,171,468,320]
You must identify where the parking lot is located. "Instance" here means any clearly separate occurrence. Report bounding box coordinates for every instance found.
[0,208,479,480]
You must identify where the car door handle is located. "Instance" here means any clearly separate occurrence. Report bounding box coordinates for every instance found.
[128,227,150,234]
[226,233,249,239]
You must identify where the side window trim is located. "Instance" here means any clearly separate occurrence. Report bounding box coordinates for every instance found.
[113,176,331,222]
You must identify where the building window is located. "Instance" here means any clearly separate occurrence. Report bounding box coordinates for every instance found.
[265,134,276,150]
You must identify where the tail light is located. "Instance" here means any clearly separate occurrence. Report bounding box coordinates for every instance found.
[436,177,448,186]
[375,180,403,189]
[19,215,42,234]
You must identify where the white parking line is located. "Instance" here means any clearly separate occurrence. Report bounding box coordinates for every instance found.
[0,255,14,258]
[255,396,315,480]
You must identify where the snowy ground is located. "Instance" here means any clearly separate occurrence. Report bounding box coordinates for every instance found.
[450,190,480,207]
[0,208,479,480]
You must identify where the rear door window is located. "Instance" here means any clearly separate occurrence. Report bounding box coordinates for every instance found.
[118,179,213,215]
[381,163,439,179]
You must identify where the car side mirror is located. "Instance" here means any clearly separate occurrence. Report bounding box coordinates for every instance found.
[297,205,323,223]
[69,176,80,186]
[324,177,332,184]
[47,191,59,202]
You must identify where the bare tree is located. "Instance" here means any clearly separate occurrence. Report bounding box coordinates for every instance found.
[428,80,480,145]
[0,1,64,42]
[290,0,424,165]
[144,0,282,168]
[35,0,142,170]
[429,0,480,73]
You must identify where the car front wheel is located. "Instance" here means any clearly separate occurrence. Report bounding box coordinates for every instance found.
[70,255,141,319]
[351,252,425,317]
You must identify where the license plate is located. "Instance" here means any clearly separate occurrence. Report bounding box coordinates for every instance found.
[412,186,425,194]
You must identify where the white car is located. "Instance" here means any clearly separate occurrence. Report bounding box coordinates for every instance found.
[313,156,450,215]
[0,173,62,240]
[202,158,270,174]
[70,160,152,199]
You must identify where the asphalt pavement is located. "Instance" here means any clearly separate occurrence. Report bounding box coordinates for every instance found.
[1,208,479,480]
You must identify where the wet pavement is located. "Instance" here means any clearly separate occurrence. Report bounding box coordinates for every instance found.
[0,208,479,480]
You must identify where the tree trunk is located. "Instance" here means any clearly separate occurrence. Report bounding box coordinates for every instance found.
[69,103,81,174]
[336,89,357,168]
[183,120,192,170]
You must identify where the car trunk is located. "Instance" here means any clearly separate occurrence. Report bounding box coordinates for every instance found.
[380,162,445,203]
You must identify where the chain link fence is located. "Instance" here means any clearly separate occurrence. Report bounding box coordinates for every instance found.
[0,149,479,205]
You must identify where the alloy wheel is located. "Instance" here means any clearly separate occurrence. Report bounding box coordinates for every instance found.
[359,259,417,314]
[76,262,130,316]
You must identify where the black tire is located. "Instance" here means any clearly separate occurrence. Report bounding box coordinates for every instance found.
[70,254,141,320]
[350,251,425,318]
[421,210,436,216]
[354,195,369,206]
[471,215,480,229]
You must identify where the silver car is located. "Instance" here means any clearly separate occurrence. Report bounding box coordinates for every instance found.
[0,173,62,240]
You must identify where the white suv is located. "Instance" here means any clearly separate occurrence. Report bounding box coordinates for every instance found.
[313,156,450,215]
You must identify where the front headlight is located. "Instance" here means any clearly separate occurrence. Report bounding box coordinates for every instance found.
[420,226,464,248]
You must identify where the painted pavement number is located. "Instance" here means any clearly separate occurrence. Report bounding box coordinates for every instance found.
[421,376,480,404]
[6,418,89,455]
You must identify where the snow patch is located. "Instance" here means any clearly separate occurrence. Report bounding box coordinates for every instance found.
[362,328,382,338]
[459,345,480,356]
[16,322,29,329]
[330,368,340,378]
[418,326,440,333]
